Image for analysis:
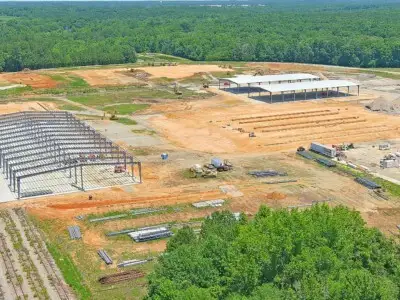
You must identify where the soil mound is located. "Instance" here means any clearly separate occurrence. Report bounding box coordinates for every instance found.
[366,97,400,114]
[266,192,286,200]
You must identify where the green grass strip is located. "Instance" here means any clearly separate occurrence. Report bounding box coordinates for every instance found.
[46,242,92,299]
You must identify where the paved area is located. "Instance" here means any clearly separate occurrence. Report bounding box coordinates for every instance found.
[0,174,15,203]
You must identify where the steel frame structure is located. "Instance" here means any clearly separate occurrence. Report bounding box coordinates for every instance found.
[0,111,142,199]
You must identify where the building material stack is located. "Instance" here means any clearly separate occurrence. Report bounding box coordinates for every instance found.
[68,225,82,240]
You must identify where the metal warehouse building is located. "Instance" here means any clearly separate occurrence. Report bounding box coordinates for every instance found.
[0,111,141,199]
[219,74,360,103]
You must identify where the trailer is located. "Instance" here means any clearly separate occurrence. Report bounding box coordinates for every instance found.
[310,142,337,158]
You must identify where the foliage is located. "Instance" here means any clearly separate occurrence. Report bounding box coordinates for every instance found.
[148,206,400,299]
[104,103,149,115]
[46,242,92,299]
[114,117,138,125]
[0,1,400,71]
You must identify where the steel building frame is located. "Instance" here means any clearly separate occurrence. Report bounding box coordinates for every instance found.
[0,111,142,199]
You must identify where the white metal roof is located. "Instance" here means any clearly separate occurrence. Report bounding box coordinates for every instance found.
[258,80,359,93]
[222,73,319,85]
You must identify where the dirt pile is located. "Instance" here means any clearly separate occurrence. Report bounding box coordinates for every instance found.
[366,97,400,114]
[266,192,286,200]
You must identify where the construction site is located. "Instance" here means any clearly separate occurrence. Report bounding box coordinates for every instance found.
[0,60,399,299]
[0,111,141,201]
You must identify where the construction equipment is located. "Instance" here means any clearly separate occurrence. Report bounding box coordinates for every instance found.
[190,164,204,178]
[249,132,256,138]
[333,143,354,151]
[114,165,126,173]
[202,169,217,178]
[203,81,209,88]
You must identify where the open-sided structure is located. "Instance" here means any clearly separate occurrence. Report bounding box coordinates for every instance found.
[254,80,360,103]
[219,73,320,90]
[0,111,141,199]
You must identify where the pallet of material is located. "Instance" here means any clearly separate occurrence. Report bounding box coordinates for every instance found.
[316,157,336,167]
[296,151,314,160]
[89,214,128,223]
[264,179,298,184]
[128,226,173,242]
[131,208,167,216]
[355,177,381,190]
[106,224,170,237]
[68,225,82,240]
[248,170,288,177]
[98,249,113,265]
[117,258,153,268]
[192,199,225,208]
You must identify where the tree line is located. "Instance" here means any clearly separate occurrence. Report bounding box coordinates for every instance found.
[0,1,399,72]
[147,205,400,299]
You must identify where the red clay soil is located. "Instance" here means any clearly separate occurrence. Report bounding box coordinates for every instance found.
[1,72,58,88]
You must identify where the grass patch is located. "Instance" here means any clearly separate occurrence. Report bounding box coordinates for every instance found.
[335,163,400,198]
[104,104,149,115]
[60,104,85,111]
[46,242,92,299]
[137,53,191,63]
[297,152,400,198]
[360,69,400,80]
[68,85,205,109]
[114,117,137,125]
[32,216,152,300]
[48,73,90,88]
[131,129,156,135]
[0,86,33,98]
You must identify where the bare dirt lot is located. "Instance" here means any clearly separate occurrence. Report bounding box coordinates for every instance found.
[0,101,56,114]
[0,72,58,88]
[69,68,143,86]
[345,139,400,182]
[148,88,400,153]
[137,64,232,79]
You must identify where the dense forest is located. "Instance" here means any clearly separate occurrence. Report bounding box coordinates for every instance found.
[148,205,400,299]
[0,1,400,71]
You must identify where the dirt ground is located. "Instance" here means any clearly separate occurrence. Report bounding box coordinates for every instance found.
[344,139,400,182]
[137,64,232,79]
[69,68,143,86]
[0,72,58,88]
[1,62,399,299]
[148,88,400,153]
[17,152,400,252]
[0,101,56,114]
